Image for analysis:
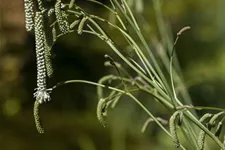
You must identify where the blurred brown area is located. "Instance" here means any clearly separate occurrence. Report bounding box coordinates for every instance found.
[1,0,225,150]
[0,0,27,119]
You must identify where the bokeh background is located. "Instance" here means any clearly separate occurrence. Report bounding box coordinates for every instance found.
[1,0,225,149]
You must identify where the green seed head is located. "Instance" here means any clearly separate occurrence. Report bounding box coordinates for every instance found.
[34,100,44,134]
[169,111,181,148]
[96,98,108,127]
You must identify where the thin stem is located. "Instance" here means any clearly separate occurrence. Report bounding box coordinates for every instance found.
[52,80,125,93]
[194,106,225,112]
[152,0,194,106]
[169,55,178,108]
[177,105,225,112]
[120,0,140,31]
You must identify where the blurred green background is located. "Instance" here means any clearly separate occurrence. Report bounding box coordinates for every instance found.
[1,0,225,149]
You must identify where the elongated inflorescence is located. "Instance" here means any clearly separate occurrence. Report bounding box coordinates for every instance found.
[209,112,225,128]
[37,0,44,11]
[169,111,181,148]
[35,12,46,90]
[70,19,80,29]
[33,12,51,104]
[69,0,76,9]
[43,11,55,77]
[44,46,54,77]
[96,98,108,127]
[34,100,44,133]
[198,130,206,150]
[141,117,168,133]
[197,113,212,150]
[199,113,212,123]
[55,0,70,34]
[48,8,55,17]
[78,16,88,35]
[43,24,54,78]
[24,0,35,31]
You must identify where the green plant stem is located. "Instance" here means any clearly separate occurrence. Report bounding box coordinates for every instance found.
[169,55,178,108]
[194,106,225,112]
[52,80,122,92]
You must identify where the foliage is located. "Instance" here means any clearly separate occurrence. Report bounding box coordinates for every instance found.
[2,0,224,149]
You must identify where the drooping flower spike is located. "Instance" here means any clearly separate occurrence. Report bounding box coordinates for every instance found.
[33,11,51,104]
[24,0,35,31]
[55,0,70,34]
